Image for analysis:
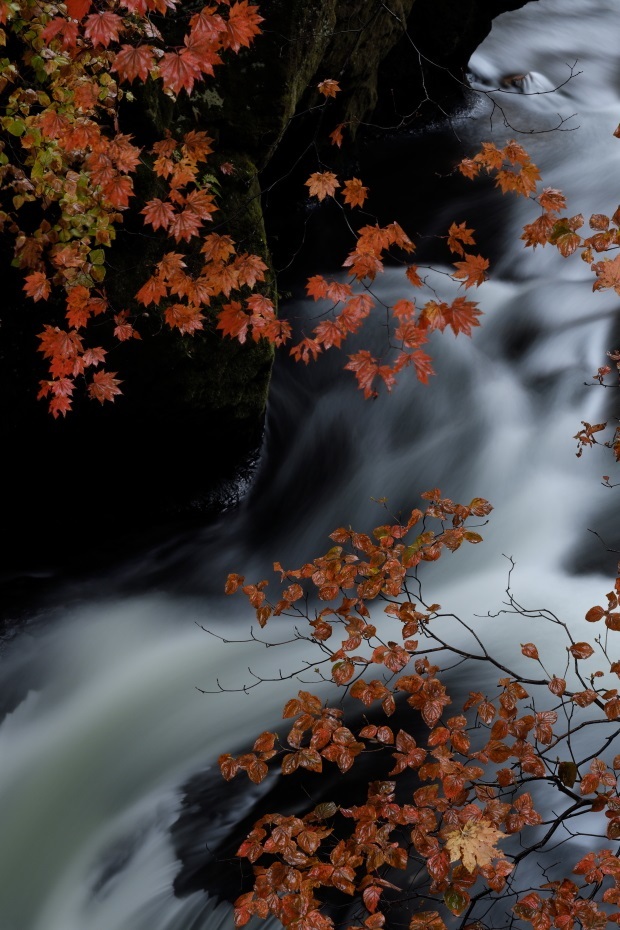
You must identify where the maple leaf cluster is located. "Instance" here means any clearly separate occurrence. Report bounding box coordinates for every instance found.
[3,0,497,422]
[460,135,620,468]
[291,209,485,398]
[1,0,263,414]
[216,492,620,930]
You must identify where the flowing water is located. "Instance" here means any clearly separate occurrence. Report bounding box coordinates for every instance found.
[2,1,620,927]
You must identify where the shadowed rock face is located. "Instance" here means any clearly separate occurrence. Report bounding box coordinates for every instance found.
[1,0,532,569]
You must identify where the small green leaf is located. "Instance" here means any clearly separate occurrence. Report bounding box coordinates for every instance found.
[6,118,25,136]
[444,888,468,915]
[89,249,105,265]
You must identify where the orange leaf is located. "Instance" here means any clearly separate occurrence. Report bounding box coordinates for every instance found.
[84,11,123,47]
[342,178,368,208]
[101,174,134,209]
[548,676,566,696]
[592,255,620,294]
[159,49,203,95]
[330,123,345,147]
[217,301,250,342]
[141,198,175,232]
[345,350,380,398]
[445,819,505,872]
[452,253,489,288]
[223,1,263,53]
[88,370,122,404]
[23,271,51,303]
[113,44,156,82]
[318,78,340,98]
[447,221,476,257]
[521,643,539,660]
[570,642,595,659]
[305,171,340,201]
[135,276,167,307]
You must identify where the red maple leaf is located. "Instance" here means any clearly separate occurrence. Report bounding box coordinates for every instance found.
[84,11,123,47]
[217,301,250,343]
[452,253,489,288]
[163,304,204,334]
[317,78,340,98]
[329,123,345,147]
[223,1,263,52]
[141,198,175,232]
[182,130,214,163]
[168,208,204,242]
[342,178,368,209]
[201,233,236,263]
[114,312,140,342]
[113,45,156,83]
[23,272,51,303]
[446,297,482,336]
[306,275,329,300]
[412,349,434,384]
[88,370,122,404]
[135,276,168,306]
[159,49,203,96]
[344,350,380,398]
[447,221,476,257]
[101,174,134,209]
[41,17,80,49]
[233,252,267,288]
[190,7,227,40]
[66,0,91,19]
[182,188,217,219]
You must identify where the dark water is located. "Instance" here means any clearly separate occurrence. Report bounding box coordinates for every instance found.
[1,2,619,928]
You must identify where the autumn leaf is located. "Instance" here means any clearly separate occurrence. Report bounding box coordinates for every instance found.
[88,370,122,404]
[66,0,91,18]
[305,171,340,201]
[135,276,168,307]
[141,198,175,232]
[446,297,482,336]
[330,123,346,147]
[113,45,156,83]
[84,11,123,47]
[23,272,51,303]
[101,174,134,209]
[521,643,540,660]
[164,304,204,335]
[318,78,340,97]
[550,217,583,258]
[445,819,505,872]
[592,255,620,294]
[342,178,368,209]
[182,130,214,163]
[458,158,480,179]
[217,301,250,343]
[159,49,203,96]
[452,253,489,288]
[409,911,447,930]
[41,17,80,49]
[570,642,595,659]
[538,187,567,211]
[223,1,263,53]
[343,351,378,397]
[447,221,476,257]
